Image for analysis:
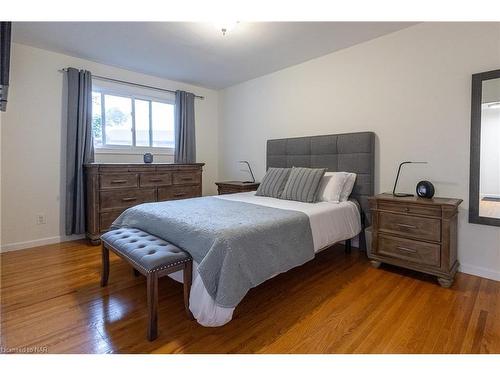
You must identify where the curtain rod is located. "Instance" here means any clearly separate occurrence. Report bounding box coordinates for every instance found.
[58,69,204,100]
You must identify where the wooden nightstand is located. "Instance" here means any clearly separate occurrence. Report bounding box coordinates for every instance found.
[368,193,462,287]
[215,181,260,195]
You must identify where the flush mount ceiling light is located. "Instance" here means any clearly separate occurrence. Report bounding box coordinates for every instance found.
[214,22,239,36]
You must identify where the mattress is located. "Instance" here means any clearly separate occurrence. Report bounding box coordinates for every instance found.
[169,192,361,326]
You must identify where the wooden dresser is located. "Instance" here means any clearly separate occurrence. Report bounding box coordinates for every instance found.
[368,193,462,287]
[215,181,260,195]
[84,163,204,245]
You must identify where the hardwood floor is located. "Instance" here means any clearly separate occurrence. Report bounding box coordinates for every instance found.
[1,240,499,354]
[479,199,500,219]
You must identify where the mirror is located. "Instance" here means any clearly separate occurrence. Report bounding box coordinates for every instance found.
[469,69,500,226]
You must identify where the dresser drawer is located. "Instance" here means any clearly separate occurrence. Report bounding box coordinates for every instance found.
[378,201,441,217]
[158,186,200,201]
[100,174,138,190]
[377,234,441,267]
[139,173,172,187]
[379,212,441,242]
[100,189,155,210]
[100,211,123,231]
[172,171,201,185]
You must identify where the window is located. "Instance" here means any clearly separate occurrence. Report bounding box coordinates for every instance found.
[92,90,175,152]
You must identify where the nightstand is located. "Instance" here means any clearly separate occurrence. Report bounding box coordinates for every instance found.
[215,181,260,195]
[368,193,462,287]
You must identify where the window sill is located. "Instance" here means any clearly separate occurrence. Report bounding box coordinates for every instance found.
[94,147,175,156]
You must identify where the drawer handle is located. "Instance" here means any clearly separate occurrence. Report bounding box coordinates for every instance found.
[174,193,186,197]
[404,207,410,212]
[396,246,417,254]
[180,177,193,181]
[111,179,128,184]
[396,223,416,229]
[149,178,163,182]
[121,197,137,202]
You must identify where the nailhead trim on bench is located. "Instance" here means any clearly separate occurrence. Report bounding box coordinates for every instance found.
[101,228,192,275]
[146,259,192,274]
[102,240,192,275]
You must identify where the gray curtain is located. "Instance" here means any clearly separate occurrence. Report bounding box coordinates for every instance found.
[65,68,94,235]
[174,90,196,163]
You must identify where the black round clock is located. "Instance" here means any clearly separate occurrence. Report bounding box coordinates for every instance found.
[416,180,435,198]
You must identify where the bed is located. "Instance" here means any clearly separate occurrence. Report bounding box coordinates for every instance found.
[112,132,375,327]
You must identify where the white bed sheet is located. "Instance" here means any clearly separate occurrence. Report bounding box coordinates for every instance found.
[169,192,361,327]
[217,192,361,252]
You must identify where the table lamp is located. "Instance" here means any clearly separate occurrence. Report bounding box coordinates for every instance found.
[238,161,256,183]
[392,161,428,197]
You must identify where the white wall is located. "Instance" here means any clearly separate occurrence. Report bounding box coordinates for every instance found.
[1,43,219,251]
[219,22,500,281]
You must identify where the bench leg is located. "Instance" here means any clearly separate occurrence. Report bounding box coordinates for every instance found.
[183,261,194,320]
[147,272,159,341]
[101,244,109,287]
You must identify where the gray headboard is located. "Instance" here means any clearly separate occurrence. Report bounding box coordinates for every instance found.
[266,131,375,226]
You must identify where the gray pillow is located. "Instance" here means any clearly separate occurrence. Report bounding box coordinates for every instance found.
[256,168,291,198]
[280,167,326,203]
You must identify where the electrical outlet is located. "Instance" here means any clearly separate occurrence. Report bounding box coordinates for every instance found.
[36,214,47,225]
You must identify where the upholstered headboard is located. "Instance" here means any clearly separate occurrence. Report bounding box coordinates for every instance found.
[266,131,375,226]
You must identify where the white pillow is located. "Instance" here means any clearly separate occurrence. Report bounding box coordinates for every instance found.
[340,173,357,202]
[318,172,348,203]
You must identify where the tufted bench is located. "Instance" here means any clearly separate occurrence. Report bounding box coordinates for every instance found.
[100,228,194,341]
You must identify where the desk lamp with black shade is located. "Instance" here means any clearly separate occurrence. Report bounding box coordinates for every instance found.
[239,161,256,183]
[392,161,428,197]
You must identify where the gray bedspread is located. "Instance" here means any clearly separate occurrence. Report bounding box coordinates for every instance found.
[112,196,314,308]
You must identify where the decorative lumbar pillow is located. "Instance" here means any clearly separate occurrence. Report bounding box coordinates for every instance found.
[255,168,291,198]
[317,172,349,203]
[339,173,357,202]
[280,167,327,203]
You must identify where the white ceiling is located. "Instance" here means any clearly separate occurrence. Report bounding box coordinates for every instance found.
[13,22,415,89]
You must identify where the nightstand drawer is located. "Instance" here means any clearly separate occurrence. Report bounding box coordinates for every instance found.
[379,212,441,242]
[218,186,257,194]
[215,181,261,195]
[377,234,440,267]
[378,201,441,217]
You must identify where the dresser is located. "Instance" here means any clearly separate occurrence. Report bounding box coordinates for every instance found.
[215,181,260,195]
[84,163,204,245]
[368,193,462,287]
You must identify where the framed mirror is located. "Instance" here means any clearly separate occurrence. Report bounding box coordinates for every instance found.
[469,69,500,226]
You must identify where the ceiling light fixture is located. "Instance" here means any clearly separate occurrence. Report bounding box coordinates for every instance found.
[487,102,500,109]
[215,22,239,36]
